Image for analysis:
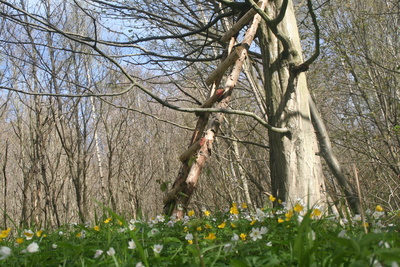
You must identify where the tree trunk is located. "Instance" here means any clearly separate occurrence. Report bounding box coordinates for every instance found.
[258,0,326,207]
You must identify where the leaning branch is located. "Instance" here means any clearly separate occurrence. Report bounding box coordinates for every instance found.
[309,95,360,214]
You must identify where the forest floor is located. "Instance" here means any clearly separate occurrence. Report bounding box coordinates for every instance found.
[1,200,400,266]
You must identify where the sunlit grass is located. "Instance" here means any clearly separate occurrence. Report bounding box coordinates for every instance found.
[1,200,399,266]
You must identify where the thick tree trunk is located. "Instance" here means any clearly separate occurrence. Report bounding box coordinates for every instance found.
[258,0,326,207]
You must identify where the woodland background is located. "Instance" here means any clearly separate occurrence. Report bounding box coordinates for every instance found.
[0,0,398,228]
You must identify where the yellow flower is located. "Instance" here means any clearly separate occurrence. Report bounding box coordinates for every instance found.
[285,210,294,220]
[278,199,282,204]
[239,233,247,240]
[294,203,303,212]
[203,210,211,217]
[250,220,256,225]
[104,217,112,224]
[0,228,11,238]
[230,223,237,228]
[204,233,216,240]
[188,210,195,217]
[241,203,248,209]
[218,222,226,229]
[269,195,276,202]
[184,226,189,232]
[375,205,383,212]
[76,232,82,238]
[93,226,100,231]
[196,226,202,231]
[118,220,123,226]
[230,206,239,215]
[188,240,193,244]
[16,238,24,244]
[311,208,322,217]
[36,230,43,237]
[362,222,369,228]
[278,218,285,223]
[205,224,212,229]
[232,203,237,207]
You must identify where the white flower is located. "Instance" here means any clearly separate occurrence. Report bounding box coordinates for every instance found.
[371,258,383,267]
[22,242,39,253]
[308,230,316,241]
[107,247,116,256]
[128,240,136,250]
[379,241,390,248]
[136,262,145,267]
[0,246,12,260]
[94,249,103,259]
[231,233,239,242]
[166,220,175,227]
[52,244,57,249]
[148,217,157,226]
[153,244,163,254]
[249,228,263,241]
[260,227,268,235]
[156,215,165,223]
[297,215,304,223]
[185,233,193,241]
[223,243,233,253]
[23,229,34,240]
[266,241,272,247]
[169,214,178,222]
[338,230,347,238]
[255,208,266,220]
[372,211,384,219]
[129,224,136,231]
[391,261,399,267]
[151,228,159,235]
[353,214,362,221]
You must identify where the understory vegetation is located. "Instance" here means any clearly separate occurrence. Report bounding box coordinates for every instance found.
[1,200,399,266]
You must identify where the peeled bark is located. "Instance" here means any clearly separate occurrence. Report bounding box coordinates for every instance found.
[164,0,269,217]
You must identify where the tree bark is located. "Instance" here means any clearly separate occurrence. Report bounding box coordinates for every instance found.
[258,0,326,207]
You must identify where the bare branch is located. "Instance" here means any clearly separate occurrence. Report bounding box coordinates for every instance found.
[0,85,134,98]
[299,0,320,69]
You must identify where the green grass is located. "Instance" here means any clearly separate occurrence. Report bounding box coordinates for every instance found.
[1,201,399,266]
